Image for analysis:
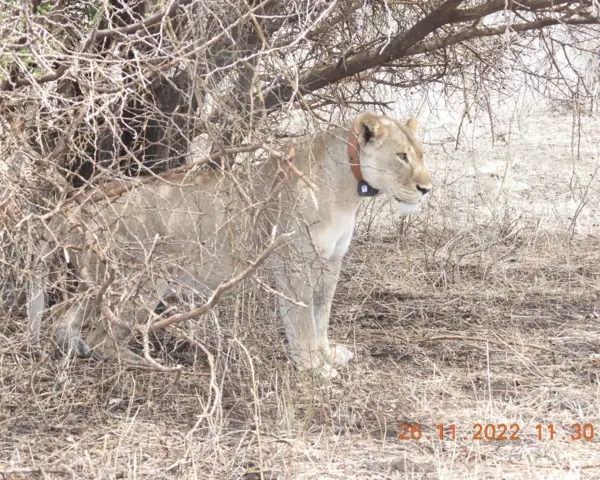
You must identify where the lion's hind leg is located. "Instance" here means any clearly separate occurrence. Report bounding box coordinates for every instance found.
[53,295,95,358]
[85,285,169,366]
[85,321,147,366]
[84,278,194,366]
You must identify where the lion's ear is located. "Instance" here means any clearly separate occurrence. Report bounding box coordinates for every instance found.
[354,113,387,145]
[406,118,419,133]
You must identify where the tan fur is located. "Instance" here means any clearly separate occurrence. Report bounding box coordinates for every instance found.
[28,113,432,378]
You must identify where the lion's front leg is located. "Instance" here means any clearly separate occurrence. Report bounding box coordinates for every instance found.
[314,257,354,368]
[273,260,337,378]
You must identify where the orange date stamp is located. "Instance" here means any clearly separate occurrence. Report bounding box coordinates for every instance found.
[398,423,596,441]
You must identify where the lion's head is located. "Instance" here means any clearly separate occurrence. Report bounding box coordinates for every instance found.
[351,113,432,213]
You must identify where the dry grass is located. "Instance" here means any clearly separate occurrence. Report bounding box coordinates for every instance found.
[2,107,600,479]
[1,221,599,479]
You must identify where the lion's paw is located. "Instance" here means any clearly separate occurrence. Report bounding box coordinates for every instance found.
[327,345,354,366]
[294,355,338,379]
[55,327,93,358]
[87,334,148,366]
[317,363,339,379]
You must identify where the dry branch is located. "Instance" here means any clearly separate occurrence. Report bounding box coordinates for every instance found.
[262,0,598,110]
[259,142,318,192]
[93,0,186,40]
[410,335,558,353]
[70,144,263,203]
[144,232,293,332]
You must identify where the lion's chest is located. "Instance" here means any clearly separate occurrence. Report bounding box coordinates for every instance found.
[312,209,356,261]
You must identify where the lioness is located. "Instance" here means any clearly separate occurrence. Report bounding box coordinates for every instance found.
[28,112,432,378]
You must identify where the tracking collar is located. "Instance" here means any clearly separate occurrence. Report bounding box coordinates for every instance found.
[347,131,379,197]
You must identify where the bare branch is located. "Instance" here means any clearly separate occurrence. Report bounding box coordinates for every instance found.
[406,16,596,57]
[145,233,293,332]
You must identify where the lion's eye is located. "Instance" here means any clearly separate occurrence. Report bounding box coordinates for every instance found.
[397,153,408,163]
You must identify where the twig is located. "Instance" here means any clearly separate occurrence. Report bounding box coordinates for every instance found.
[182,327,221,439]
[77,225,182,373]
[410,335,557,353]
[234,338,265,479]
[260,142,318,192]
[506,460,600,471]
[145,232,293,332]
[0,466,69,475]
[94,0,184,40]
[95,267,115,309]
[69,144,262,203]
[141,328,184,374]
[252,276,310,308]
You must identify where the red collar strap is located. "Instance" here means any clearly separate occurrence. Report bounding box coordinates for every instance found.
[347,131,364,182]
[347,131,379,197]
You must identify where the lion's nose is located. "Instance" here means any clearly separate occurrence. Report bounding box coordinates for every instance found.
[416,185,431,196]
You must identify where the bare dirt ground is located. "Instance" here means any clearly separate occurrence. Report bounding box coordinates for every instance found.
[1,106,600,479]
